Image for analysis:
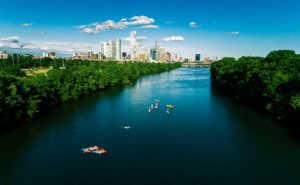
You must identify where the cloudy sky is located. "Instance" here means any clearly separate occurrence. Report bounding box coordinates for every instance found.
[0,0,299,58]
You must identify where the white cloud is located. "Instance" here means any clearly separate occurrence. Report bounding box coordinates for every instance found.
[0,42,22,49]
[123,16,155,26]
[94,20,126,31]
[189,21,198,28]
[162,36,185,42]
[81,28,99,35]
[0,36,99,54]
[226,31,240,35]
[21,23,33,27]
[140,25,159,29]
[78,15,156,35]
[0,36,20,43]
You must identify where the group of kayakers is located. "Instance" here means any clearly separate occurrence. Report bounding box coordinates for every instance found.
[82,100,175,156]
[148,99,160,112]
[165,104,175,114]
[148,99,175,114]
[82,146,108,155]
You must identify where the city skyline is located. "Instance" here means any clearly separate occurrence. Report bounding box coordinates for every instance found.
[69,31,183,62]
[0,0,299,58]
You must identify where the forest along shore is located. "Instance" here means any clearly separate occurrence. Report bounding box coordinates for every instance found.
[210,50,300,132]
[0,57,181,132]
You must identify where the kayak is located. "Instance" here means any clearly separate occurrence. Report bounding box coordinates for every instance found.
[166,105,174,109]
[92,149,108,154]
[124,126,131,130]
[82,148,91,153]
[82,146,108,155]
[89,146,100,151]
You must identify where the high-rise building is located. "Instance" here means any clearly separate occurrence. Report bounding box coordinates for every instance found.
[79,51,92,59]
[110,39,121,60]
[91,53,99,60]
[42,51,56,58]
[155,42,160,61]
[115,39,121,61]
[100,42,108,57]
[216,56,222,61]
[130,31,137,46]
[122,52,127,59]
[195,54,201,62]
[48,52,56,58]
[162,52,171,62]
[106,41,113,59]
[0,51,8,59]
[204,57,211,63]
[160,47,166,61]
[101,39,121,60]
[130,31,137,59]
[150,48,157,61]
[137,53,147,61]
[42,52,48,58]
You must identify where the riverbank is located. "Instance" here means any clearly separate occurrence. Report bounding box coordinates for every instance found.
[0,60,181,133]
[210,50,300,126]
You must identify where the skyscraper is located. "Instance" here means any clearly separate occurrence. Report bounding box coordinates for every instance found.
[100,39,122,60]
[100,42,108,58]
[110,39,121,60]
[150,48,157,61]
[195,54,201,62]
[130,31,137,46]
[155,42,160,61]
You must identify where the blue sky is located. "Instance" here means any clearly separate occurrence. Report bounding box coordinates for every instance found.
[0,0,299,58]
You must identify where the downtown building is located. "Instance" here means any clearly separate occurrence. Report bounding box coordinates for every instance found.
[100,39,121,60]
[0,51,9,59]
[42,51,56,59]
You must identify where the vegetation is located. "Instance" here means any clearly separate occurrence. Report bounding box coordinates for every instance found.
[0,56,181,132]
[211,50,300,125]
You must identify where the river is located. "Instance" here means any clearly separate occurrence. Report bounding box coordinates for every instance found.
[1,67,300,185]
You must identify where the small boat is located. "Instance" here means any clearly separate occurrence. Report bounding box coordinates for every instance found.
[166,110,170,114]
[154,104,158,109]
[151,104,154,109]
[155,99,160,103]
[148,107,152,112]
[82,146,107,155]
[123,126,131,130]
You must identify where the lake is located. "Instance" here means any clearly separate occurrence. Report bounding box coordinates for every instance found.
[1,67,300,185]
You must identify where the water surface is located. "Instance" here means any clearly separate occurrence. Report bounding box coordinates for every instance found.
[1,67,300,185]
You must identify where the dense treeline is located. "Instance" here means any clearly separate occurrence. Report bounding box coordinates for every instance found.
[211,50,300,125]
[0,57,181,132]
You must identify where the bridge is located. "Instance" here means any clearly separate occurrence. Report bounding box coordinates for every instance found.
[182,62,212,67]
